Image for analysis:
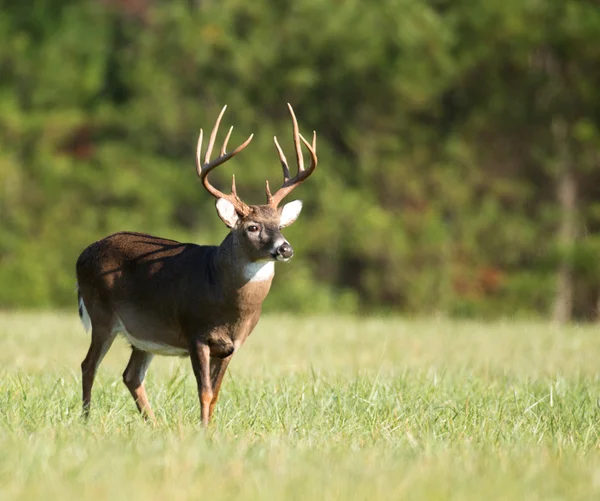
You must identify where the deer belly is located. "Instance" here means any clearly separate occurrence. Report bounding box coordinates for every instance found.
[112,317,189,357]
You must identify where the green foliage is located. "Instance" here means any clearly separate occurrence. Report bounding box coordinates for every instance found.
[2,0,600,316]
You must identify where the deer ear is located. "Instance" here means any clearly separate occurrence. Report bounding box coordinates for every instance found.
[215,198,239,228]
[279,200,303,228]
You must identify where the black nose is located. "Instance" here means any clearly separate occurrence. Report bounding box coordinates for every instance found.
[277,242,294,259]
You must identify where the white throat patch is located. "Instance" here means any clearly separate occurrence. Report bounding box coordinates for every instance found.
[244,261,275,282]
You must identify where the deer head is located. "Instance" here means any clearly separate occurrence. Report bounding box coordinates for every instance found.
[196,104,317,263]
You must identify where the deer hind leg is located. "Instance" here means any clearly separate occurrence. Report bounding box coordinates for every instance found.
[81,321,117,419]
[122,348,155,422]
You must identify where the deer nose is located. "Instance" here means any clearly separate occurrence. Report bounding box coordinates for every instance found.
[276,242,294,260]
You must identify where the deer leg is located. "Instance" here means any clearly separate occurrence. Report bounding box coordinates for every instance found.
[189,341,212,427]
[81,325,117,418]
[122,348,156,422]
[208,356,232,420]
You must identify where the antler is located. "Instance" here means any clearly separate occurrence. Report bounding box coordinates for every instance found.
[266,104,318,208]
[196,105,254,216]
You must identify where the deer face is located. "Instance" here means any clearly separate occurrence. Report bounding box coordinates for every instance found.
[216,199,303,262]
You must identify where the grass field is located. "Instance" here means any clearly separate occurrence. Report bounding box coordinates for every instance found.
[1,311,599,500]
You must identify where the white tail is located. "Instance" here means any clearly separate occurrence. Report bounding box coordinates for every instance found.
[77,288,92,332]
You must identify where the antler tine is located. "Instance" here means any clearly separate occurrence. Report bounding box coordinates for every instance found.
[204,105,227,165]
[195,105,254,214]
[287,103,304,173]
[299,131,317,155]
[273,136,291,182]
[267,105,318,207]
[196,128,204,178]
[299,134,317,171]
[221,126,234,157]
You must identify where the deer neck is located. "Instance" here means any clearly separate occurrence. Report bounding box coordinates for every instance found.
[214,233,275,288]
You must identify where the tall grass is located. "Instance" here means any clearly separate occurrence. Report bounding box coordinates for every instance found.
[1,312,599,500]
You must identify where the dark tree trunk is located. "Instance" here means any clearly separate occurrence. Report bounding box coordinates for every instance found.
[552,118,577,324]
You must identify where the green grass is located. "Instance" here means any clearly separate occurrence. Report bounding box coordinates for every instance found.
[1,312,600,500]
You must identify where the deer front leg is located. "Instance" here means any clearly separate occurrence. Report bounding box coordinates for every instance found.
[209,355,232,420]
[189,340,213,427]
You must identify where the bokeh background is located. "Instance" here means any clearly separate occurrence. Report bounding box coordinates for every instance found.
[2,0,600,321]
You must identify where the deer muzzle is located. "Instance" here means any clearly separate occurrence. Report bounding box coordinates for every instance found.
[274,242,294,261]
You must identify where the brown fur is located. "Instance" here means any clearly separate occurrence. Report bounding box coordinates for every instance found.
[77,203,294,425]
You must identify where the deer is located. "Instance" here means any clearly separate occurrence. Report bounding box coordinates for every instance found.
[76,104,317,426]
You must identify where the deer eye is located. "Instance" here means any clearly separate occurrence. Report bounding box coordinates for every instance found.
[247,225,260,233]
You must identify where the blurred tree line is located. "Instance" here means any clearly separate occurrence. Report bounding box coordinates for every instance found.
[1,0,600,321]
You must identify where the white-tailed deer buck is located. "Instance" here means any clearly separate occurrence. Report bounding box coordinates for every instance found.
[76,104,317,426]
